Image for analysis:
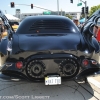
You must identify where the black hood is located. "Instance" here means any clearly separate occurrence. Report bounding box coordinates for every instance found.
[16,33,82,52]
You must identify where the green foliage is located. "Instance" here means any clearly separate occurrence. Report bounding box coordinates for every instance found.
[89,5,100,16]
[65,14,72,19]
[80,14,85,19]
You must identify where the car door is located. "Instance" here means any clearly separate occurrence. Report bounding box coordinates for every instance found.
[0,10,15,55]
[81,9,100,53]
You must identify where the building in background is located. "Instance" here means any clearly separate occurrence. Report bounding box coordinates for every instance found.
[20,13,43,20]
[65,12,81,20]
[15,9,81,21]
[43,11,65,16]
[15,9,21,19]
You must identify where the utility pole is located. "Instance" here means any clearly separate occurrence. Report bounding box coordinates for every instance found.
[84,1,87,22]
[80,0,87,22]
[61,9,62,16]
[57,0,59,15]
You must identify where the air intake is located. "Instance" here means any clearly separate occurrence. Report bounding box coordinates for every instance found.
[29,20,70,31]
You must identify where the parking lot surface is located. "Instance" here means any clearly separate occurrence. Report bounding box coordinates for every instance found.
[0,77,100,100]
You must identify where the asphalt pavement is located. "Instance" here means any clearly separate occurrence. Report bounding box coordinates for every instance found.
[0,78,100,100]
[0,55,99,100]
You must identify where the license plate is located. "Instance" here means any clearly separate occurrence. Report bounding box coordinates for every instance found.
[45,76,61,85]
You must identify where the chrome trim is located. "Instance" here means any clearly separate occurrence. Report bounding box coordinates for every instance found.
[6,64,12,67]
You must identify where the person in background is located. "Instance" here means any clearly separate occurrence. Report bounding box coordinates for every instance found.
[93,25,100,44]
[93,25,98,38]
[96,27,100,43]
[0,23,3,41]
[78,22,83,30]
[73,18,79,26]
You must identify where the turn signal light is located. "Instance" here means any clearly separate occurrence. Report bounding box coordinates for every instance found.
[16,61,23,69]
[82,59,89,66]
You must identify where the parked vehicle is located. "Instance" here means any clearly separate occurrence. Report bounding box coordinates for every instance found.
[0,10,100,85]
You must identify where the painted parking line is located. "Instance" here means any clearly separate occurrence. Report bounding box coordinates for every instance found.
[87,77,100,89]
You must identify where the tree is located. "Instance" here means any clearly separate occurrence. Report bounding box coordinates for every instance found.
[80,14,85,19]
[65,14,72,19]
[89,4,100,16]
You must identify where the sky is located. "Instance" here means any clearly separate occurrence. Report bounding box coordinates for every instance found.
[0,0,100,15]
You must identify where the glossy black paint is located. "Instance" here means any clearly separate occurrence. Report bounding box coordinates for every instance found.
[1,53,100,81]
[0,37,8,55]
[16,15,80,34]
[0,10,100,81]
[12,33,83,54]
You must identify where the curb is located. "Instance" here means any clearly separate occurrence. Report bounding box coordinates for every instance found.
[87,77,100,88]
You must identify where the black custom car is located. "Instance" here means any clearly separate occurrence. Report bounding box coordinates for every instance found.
[0,10,100,85]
